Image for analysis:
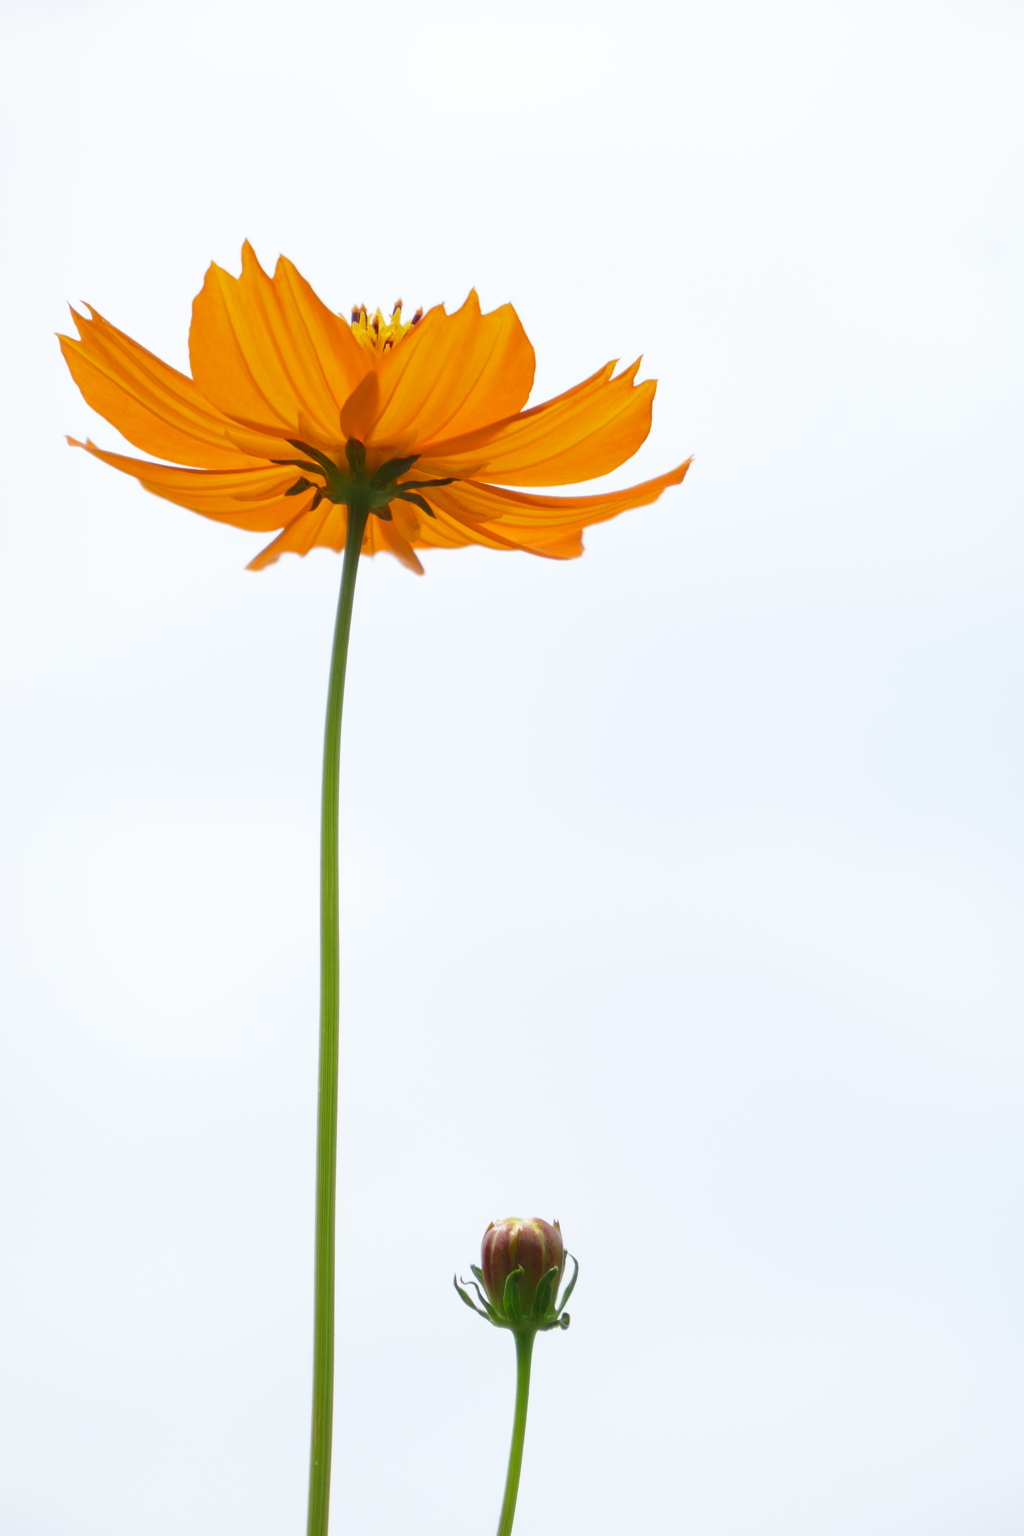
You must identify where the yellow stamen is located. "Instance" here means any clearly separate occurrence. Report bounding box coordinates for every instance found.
[348,299,423,355]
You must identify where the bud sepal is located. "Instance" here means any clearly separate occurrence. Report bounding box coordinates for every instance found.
[454,1217,578,1334]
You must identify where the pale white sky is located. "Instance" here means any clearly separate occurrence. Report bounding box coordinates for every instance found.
[1,0,1023,1533]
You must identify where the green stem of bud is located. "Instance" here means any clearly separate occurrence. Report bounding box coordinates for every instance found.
[495,1330,537,1536]
[306,492,371,1536]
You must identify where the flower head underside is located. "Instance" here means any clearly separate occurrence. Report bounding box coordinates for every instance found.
[60,243,691,574]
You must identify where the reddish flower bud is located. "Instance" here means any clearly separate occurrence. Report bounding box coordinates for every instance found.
[482,1217,564,1317]
[455,1217,577,1332]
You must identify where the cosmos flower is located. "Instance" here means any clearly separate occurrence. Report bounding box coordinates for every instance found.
[61,244,690,574]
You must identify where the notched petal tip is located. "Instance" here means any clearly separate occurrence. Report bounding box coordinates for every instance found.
[60,304,90,340]
[617,357,644,385]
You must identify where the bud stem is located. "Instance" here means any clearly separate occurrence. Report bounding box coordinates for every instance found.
[496,1330,537,1536]
[306,494,371,1536]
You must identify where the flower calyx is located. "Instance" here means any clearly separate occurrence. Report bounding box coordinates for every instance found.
[277,438,453,522]
[455,1217,578,1334]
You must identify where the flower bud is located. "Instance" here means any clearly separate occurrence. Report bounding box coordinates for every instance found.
[455,1217,577,1332]
[482,1217,564,1318]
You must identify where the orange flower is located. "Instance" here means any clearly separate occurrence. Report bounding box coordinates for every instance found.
[61,243,690,574]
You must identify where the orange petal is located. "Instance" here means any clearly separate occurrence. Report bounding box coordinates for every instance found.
[422,458,691,542]
[405,507,583,560]
[338,369,381,441]
[311,501,350,554]
[361,515,392,559]
[372,515,425,573]
[359,448,688,566]
[71,438,310,530]
[221,243,342,439]
[425,297,534,441]
[388,499,421,544]
[398,508,474,552]
[59,309,253,471]
[418,362,655,486]
[189,245,337,435]
[248,499,423,570]
[291,505,427,573]
[247,500,335,569]
[223,422,317,461]
[413,359,615,460]
[271,254,371,411]
[361,291,535,452]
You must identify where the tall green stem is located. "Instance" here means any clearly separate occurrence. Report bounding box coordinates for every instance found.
[496,1331,537,1536]
[307,496,370,1536]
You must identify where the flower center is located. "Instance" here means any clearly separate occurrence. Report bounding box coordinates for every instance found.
[348,300,423,356]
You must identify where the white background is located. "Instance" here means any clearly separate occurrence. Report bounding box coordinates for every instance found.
[1,0,1022,1532]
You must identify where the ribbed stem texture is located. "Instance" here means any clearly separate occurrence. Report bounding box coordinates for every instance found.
[306,498,370,1536]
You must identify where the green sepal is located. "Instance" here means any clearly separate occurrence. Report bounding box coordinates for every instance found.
[503,1266,525,1323]
[274,457,324,477]
[467,1277,500,1321]
[345,439,367,474]
[372,454,419,486]
[454,1276,479,1311]
[459,1273,500,1321]
[556,1253,579,1314]
[290,441,341,480]
[275,438,459,524]
[532,1265,560,1319]
[454,1274,496,1323]
[394,489,435,518]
